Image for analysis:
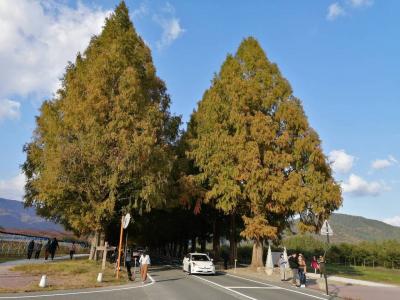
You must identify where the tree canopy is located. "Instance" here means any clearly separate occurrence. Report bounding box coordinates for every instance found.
[187,37,342,266]
[23,1,180,237]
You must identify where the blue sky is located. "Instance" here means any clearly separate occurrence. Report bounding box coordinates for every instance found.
[0,0,399,226]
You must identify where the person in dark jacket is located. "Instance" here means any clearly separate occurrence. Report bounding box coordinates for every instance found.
[288,253,299,286]
[49,238,59,260]
[44,239,51,260]
[27,239,35,259]
[34,242,43,259]
[125,248,133,281]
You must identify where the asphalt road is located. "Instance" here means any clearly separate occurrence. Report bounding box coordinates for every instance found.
[0,265,333,300]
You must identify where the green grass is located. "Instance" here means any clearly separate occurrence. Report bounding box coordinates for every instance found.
[1,259,131,293]
[0,257,20,263]
[327,264,400,285]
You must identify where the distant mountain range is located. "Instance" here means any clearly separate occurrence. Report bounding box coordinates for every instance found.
[323,213,400,243]
[289,213,400,244]
[1,198,400,243]
[0,198,65,236]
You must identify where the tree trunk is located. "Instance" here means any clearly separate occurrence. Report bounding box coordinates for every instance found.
[89,231,100,260]
[251,239,264,268]
[200,238,206,253]
[191,236,196,252]
[172,242,177,257]
[213,217,221,261]
[184,239,189,255]
[229,213,237,265]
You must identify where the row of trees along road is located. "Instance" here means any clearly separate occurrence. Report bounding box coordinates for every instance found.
[22,1,342,266]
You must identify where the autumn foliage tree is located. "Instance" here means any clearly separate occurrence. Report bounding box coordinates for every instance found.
[22,2,180,253]
[187,37,342,267]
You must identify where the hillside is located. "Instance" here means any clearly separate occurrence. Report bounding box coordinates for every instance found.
[0,198,64,234]
[289,213,400,244]
[325,213,400,243]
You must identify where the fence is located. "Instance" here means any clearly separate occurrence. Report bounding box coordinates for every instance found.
[0,231,89,258]
[336,257,400,269]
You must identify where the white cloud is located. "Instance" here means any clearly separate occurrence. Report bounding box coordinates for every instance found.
[349,0,373,7]
[0,99,20,121]
[0,0,110,101]
[0,173,26,201]
[153,3,185,49]
[131,2,149,19]
[327,2,346,20]
[329,149,355,173]
[371,155,398,170]
[341,173,388,197]
[383,216,400,227]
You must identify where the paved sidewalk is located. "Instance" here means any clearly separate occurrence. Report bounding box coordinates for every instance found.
[226,267,400,300]
[0,254,88,267]
[307,272,396,287]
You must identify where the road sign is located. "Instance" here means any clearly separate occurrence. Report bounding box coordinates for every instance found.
[123,213,131,229]
[320,220,333,236]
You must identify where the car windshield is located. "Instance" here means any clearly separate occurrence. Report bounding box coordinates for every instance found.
[191,255,210,261]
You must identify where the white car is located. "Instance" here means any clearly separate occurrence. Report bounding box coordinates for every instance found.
[182,253,216,275]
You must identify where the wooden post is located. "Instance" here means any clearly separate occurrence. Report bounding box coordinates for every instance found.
[102,242,108,270]
[116,216,124,279]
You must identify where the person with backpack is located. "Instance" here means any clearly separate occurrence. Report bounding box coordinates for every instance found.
[288,253,299,286]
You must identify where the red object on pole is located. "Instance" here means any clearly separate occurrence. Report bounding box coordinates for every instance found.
[116,216,124,279]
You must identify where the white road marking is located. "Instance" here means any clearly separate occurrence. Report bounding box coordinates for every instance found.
[0,274,155,299]
[226,274,330,300]
[227,286,281,289]
[192,275,257,300]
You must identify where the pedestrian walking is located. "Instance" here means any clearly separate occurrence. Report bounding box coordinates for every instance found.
[288,253,299,286]
[139,249,151,283]
[34,242,42,259]
[69,241,76,260]
[298,253,307,288]
[278,253,288,281]
[49,237,59,260]
[318,255,326,278]
[125,248,133,281]
[27,239,35,259]
[311,256,319,274]
[44,239,51,260]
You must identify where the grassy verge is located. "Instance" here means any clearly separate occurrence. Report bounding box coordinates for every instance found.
[0,257,20,263]
[0,259,132,293]
[327,264,400,285]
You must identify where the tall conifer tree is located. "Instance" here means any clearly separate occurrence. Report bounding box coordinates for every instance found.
[188,37,342,267]
[23,2,180,244]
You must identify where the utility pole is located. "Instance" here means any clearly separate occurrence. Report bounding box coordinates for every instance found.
[320,220,333,296]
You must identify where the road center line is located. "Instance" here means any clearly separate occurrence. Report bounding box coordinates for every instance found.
[226,274,329,300]
[0,274,155,299]
[192,275,257,300]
